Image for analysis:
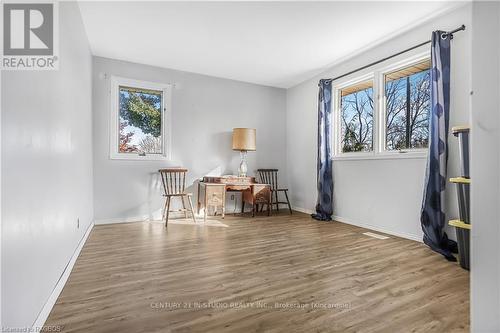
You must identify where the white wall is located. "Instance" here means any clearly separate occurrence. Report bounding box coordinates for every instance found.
[470,2,500,332]
[0,56,3,329]
[1,2,93,328]
[286,4,471,241]
[92,57,287,222]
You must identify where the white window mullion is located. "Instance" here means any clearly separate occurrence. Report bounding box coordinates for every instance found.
[377,70,386,154]
[372,70,380,155]
[335,87,341,156]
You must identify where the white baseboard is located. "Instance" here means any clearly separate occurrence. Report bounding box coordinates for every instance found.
[32,221,94,329]
[292,206,315,215]
[94,211,192,225]
[292,206,421,242]
[333,215,422,242]
[94,215,150,225]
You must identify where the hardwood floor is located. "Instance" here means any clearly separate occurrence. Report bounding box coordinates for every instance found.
[45,212,469,333]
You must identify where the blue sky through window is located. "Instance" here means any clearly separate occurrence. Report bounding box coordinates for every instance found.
[340,82,374,152]
[385,69,430,150]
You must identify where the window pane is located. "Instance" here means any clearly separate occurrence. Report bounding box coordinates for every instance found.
[340,80,374,152]
[119,86,163,154]
[385,60,430,150]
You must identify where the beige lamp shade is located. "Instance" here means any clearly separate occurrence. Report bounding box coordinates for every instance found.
[232,128,256,151]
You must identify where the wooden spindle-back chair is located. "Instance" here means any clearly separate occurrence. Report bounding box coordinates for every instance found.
[257,169,292,214]
[159,168,196,225]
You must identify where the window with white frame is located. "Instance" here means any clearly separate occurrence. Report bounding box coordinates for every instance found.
[339,79,374,153]
[384,59,430,151]
[332,54,430,158]
[110,76,171,160]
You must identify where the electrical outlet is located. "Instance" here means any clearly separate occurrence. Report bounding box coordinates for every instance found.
[77,218,80,229]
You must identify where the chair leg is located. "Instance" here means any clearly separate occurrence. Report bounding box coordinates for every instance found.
[284,190,292,214]
[242,200,245,214]
[187,195,196,223]
[165,197,171,227]
[252,203,255,217]
[268,191,272,216]
[181,196,188,218]
[162,197,168,220]
[275,191,280,212]
[204,196,207,222]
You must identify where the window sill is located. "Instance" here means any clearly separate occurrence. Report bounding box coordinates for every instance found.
[332,151,427,161]
[109,153,170,161]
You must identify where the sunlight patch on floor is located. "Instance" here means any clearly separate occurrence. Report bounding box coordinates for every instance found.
[362,231,389,239]
[150,219,229,228]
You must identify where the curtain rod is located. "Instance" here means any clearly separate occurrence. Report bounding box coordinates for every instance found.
[321,24,466,84]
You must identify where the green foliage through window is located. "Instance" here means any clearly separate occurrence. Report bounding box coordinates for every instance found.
[118,86,163,154]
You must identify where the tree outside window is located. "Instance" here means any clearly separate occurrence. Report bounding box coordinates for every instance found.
[118,86,163,154]
[340,80,374,153]
[385,62,430,150]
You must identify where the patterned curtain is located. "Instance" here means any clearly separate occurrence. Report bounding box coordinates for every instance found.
[312,79,333,221]
[420,31,457,261]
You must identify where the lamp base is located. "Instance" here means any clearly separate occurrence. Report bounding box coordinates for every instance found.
[238,151,248,177]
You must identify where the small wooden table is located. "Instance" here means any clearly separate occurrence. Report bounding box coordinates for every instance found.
[197,176,271,221]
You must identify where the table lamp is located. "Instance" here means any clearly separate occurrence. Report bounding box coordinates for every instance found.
[232,128,256,177]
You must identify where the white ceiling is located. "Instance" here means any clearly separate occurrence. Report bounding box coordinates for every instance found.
[78,1,461,88]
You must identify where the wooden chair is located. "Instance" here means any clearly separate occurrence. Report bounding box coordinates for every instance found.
[159,168,196,226]
[257,169,292,214]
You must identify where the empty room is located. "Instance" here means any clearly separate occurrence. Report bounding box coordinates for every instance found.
[1,1,500,332]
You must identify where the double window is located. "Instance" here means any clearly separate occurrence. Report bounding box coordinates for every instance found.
[333,53,430,159]
[110,77,172,160]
